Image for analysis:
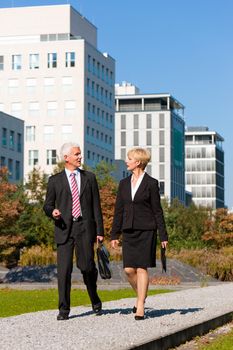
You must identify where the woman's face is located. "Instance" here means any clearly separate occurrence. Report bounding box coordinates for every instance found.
[125,154,140,171]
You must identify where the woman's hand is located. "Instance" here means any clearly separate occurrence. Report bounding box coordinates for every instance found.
[161,241,168,249]
[111,240,119,249]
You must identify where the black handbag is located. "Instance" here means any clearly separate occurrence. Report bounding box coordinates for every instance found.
[96,242,111,279]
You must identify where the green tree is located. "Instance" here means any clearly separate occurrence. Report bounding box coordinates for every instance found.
[202,208,233,248]
[162,198,208,249]
[0,167,25,267]
[15,168,54,247]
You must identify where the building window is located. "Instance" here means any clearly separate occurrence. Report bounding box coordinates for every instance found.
[121,114,126,129]
[9,130,15,150]
[2,128,7,147]
[47,101,57,117]
[29,150,39,166]
[62,76,72,92]
[47,149,57,165]
[8,79,19,94]
[8,159,13,179]
[44,77,55,93]
[146,164,152,176]
[134,114,139,129]
[66,52,75,67]
[29,54,39,69]
[159,147,165,162]
[29,102,39,117]
[146,130,152,145]
[64,100,76,116]
[12,54,22,70]
[27,78,37,87]
[159,181,165,195]
[1,156,6,167]
[134,131,139,146]
[159,130,165,145]
[92,81,95,97]
[44,125,54,142]
[159,113,165,128]
[44,77,55,86]
[26,126,36,142]
[121,148,126,160]
[11,102,22,118]
[0,55,4,70]
[48,53,57,68]
[146,114,152,129]
[159,164,165,179]
[17,133,22,152]
[62,125,72,142]
[15,161,20,180]
[121,131,126,146]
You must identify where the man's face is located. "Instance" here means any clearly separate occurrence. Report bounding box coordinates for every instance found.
[64,147,82,169]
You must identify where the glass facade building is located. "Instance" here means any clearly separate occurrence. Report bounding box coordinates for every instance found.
[185,127,224,209]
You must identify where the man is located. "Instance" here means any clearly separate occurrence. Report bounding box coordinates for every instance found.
[43,142,104,320]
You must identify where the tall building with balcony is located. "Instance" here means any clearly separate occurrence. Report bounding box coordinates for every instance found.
[0,111,24,182]
[0,4,115,178]
[115,82,185,204]
[185,126,224,209]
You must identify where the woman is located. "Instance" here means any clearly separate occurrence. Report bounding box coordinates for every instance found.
[111,148,168,320]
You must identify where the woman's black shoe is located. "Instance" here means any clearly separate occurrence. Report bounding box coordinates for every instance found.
[135,315,144,320]
[133,306,137,313]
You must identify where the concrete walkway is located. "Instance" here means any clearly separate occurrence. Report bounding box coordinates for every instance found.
[1,283,233,350]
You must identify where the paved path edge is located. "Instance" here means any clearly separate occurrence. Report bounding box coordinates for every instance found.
[129,311,233,350]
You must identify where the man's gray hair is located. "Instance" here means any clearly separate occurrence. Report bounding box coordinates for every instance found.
[60,142,80,160]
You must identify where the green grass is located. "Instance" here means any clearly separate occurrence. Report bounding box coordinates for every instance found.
[0,288,172,318]
[199,329,233,350]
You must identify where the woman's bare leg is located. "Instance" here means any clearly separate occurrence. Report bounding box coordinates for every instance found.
[135,268,149,316]
[124,267,137,293]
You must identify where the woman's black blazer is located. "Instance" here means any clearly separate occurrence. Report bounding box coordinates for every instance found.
[111,173,168,242]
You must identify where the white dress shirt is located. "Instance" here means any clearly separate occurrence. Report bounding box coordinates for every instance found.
[65,168,82,215]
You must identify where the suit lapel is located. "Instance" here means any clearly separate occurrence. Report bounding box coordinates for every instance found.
[61,170,71,196]
[80,170,88,198]
[133,173,148,200]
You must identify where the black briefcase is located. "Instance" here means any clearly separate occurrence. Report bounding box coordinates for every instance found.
[96,242,112,279]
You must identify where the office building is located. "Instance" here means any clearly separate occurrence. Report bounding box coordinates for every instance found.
[115,82,185,203]
[0,111,24,182]
[0,4,115,177]
[185,127,224,209]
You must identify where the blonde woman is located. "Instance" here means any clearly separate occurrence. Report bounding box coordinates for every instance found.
[111,148,168,320]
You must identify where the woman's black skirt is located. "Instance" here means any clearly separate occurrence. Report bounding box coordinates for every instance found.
[122,229,157,268]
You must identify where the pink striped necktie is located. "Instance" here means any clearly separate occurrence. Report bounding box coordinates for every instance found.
[70,173,81,218]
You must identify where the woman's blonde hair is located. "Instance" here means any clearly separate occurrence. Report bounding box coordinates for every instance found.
[127,148,151,170]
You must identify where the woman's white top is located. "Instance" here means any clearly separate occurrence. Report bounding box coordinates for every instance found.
[131,172,145,200]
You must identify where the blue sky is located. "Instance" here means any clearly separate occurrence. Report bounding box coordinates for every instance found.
[1,0,233,208]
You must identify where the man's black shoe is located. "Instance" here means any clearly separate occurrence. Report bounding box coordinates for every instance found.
[92,302,102,316]
[57,313,69,320]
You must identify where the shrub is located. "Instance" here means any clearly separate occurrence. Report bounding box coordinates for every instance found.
[19,245,56,266]
[169,248,233,281]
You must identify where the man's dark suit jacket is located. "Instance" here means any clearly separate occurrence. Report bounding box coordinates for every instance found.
[111,173,168,242]
[43,169,104,244]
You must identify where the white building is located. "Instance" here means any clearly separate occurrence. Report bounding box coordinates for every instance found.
[185,126,224,209]
[0,4,115,177]
[115,82,185,203]
[0,111,24,182]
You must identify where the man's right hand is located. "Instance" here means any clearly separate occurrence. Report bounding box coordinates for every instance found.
[52,209,61,220]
